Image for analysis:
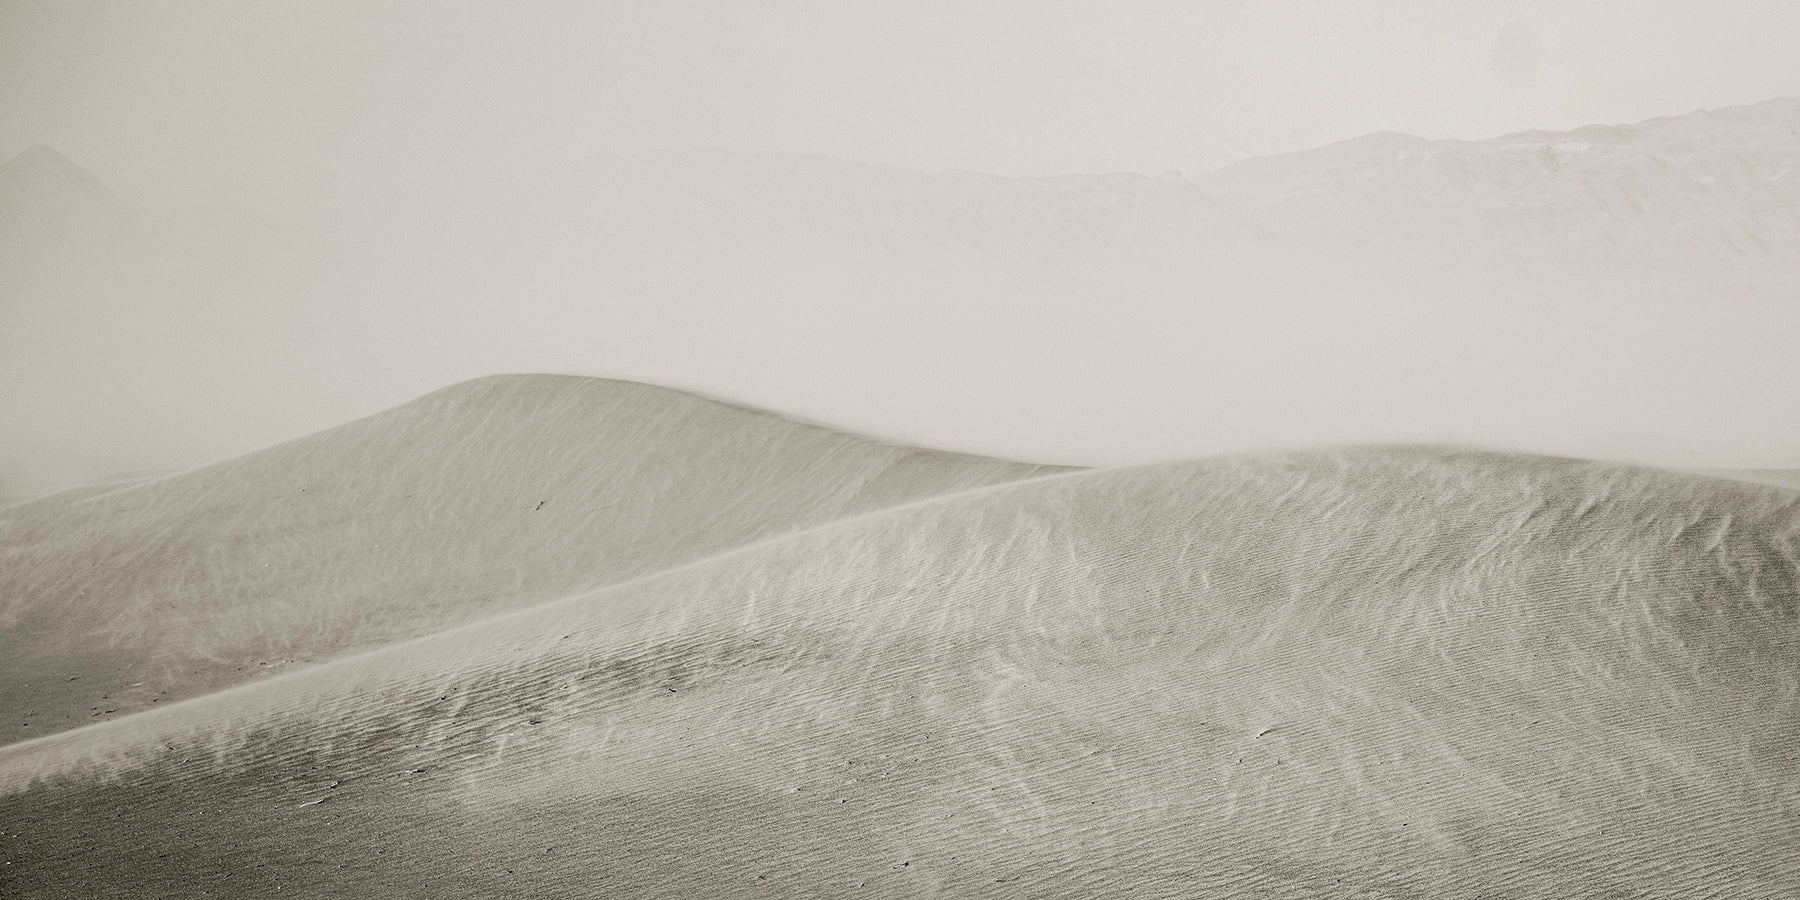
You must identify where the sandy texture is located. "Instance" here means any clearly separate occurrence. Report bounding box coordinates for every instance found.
[0,375,1069,744]
[3,439,1795,897]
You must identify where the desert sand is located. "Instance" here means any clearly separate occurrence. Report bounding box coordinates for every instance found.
[0,374,1067,746]
[3,378,1796,897]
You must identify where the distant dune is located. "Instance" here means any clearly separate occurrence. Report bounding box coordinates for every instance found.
[2,431,1795,896]
[0,374,1069,744]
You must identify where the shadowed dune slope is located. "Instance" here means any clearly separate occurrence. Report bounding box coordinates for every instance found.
[3,447,1795,898]
[0,374,1071,744]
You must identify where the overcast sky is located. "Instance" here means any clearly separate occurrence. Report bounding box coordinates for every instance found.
[5,1,1800,496]
[5,0,1799,222]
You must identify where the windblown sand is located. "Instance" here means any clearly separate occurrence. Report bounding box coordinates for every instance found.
[2,378,1796,897]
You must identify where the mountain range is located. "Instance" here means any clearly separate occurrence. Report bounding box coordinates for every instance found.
[1200,96,1800,273]
[6,98,1800,500]
[5,98,1799,502]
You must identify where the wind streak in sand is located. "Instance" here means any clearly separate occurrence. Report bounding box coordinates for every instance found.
[3,446,1796,898]
[0,458,1092,784]
[0,374,1069,744]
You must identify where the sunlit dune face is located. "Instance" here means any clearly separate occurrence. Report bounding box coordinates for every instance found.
[3,443,1796,897]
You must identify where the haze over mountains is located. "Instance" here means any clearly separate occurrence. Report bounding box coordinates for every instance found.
[4,97,1800,500]
[523,96,1800,289]
[0,145,320,499]
[1201,96,1800,273]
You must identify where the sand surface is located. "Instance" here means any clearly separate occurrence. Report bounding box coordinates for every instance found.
[2,388,1795,897]
[0,375,1068,744]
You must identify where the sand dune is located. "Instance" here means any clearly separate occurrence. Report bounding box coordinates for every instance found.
[3,442,1794,897]
[0,374,1069,745]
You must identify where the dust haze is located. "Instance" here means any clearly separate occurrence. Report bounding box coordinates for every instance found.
[5,1,1800,497]
[4,5,1800,897]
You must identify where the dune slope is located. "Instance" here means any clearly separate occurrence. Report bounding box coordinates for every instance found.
[0,374,1070,743]
[3,446,1794,898]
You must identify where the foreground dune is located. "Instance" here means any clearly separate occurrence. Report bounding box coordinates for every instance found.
[3,444,1795,897]
[0,374,1069,744]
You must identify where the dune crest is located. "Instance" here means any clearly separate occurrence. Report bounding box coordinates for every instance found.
[0,373,1070,744]
[4,445,1795,897]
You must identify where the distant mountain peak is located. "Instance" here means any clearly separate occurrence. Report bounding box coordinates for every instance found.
[1,144,115,192]
[0,145,135,264]
[0,144,128,210]
[7,143,75,167]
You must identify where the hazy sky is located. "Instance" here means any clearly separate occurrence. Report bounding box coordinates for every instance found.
[5,1,1800,496]
[5,1,1799,223]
